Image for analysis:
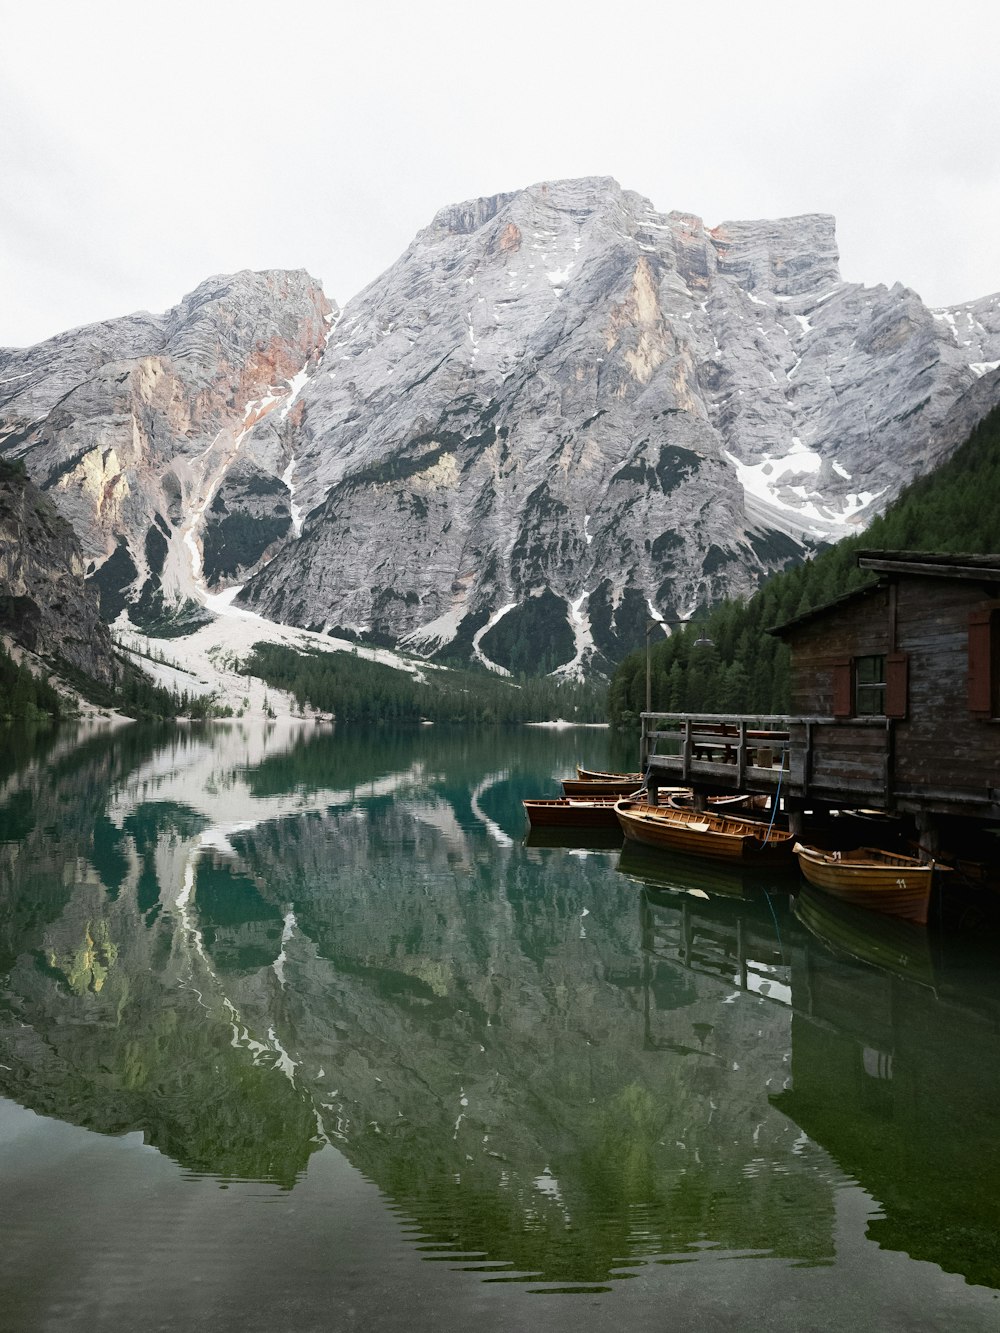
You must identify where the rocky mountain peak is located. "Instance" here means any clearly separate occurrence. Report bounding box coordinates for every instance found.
[709,213,840,297]
[0,269,335,631]
[3,177,1000,681]
[426,190,521,239]
[236,180,1000,673]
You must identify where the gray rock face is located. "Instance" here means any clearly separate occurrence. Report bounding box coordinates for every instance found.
[239,178,1000,670]
[932,292,1000,369]
[0,270,334,626]
[0,460,117,684]
[4,179,999,674]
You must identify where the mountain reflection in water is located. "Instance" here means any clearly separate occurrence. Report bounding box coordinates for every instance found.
[1,721,999,1327]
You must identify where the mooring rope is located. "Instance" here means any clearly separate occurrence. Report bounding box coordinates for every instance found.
[760,749,785,846]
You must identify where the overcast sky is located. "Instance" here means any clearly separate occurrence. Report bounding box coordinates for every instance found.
[3,0,999,347]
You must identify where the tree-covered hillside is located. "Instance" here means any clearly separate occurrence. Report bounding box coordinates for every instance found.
[243,642,606,724]
[609,399,1000,728]
[0,642,63,723]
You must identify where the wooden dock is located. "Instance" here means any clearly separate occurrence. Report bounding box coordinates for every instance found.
[640,710,1000,826]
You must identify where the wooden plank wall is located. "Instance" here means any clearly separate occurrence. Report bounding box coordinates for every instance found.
[808,724,888,798]
[893,578,997,796]
[785,576,999,804]
[788,589,889,716]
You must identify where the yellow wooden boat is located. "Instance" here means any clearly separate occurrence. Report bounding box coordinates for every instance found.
[792,842,937,926]
[615,799,795,863]
[576,766,644,783]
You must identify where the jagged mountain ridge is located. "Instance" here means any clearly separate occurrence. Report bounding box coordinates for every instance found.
[237,178,1000,669]
[0,269,334,632]
[2,177,999,676]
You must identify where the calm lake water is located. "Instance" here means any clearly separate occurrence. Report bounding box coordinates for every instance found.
[2,720,999,1332]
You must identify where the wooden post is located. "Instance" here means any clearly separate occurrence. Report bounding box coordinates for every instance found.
[916,810,941,859]
[737,718,747,790]
[805,721,813,790]
[645,622,652,717]
[682,718,692,781]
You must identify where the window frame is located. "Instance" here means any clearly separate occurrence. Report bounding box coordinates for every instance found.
[832,652,908,719]
[854,654,887,716]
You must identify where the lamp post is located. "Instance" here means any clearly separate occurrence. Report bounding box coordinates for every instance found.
[642,616,716,779]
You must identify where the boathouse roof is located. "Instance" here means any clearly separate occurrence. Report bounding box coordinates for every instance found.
[767,550,1000,638]
[856,550,1000,580]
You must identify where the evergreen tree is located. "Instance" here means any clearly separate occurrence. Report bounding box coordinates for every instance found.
[609,398,1000,727]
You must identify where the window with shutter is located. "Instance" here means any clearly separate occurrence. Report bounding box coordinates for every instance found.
[831,655,899,718]
[855,655,886,715]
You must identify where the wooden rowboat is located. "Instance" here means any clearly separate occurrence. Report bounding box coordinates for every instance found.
[615,799,795,863]
[577,766,644,783]
[523,796,623,829]
[665,790,772,815]
[792,842,938,926]
[562,776,646,797]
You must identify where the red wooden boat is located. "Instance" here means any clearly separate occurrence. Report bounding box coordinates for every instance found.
[523,796,624,829]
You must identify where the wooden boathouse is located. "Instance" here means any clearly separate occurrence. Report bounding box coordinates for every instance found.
[641,551,1000,856]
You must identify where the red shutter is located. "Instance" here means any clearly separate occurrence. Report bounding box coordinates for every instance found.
[885,652,908,719]
[832,659,852,717]
[968,608,993,715]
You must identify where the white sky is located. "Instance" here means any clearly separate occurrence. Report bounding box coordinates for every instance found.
[3,0,999,347]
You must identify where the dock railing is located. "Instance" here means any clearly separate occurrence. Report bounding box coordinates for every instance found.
[641,711,895,803]
[640,712,797,791]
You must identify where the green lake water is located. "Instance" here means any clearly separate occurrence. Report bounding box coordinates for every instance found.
[1,720,999,1331]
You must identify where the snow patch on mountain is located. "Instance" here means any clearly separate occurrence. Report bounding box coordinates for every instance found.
[472,604,517,676]
[726,444,881,532]
[552,591,595,681]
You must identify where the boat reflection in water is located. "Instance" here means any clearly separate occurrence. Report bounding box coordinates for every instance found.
[776,903,1000,1289]
[617,839,794,900]
[793,885,936,989]
[783,887,1000,1291]
[628,846,1000,1292]
[522,823,625,851]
